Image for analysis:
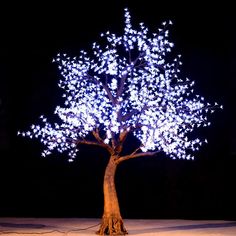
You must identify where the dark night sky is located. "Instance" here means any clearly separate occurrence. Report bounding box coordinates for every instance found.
[0,1,236,219]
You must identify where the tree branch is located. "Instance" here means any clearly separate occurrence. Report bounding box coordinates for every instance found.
[92,129,115,154]
[114,130,129,154]
[85,74,116,106]
[78,139,115,155]
[116,150,160,164]
[103,75,116,105]
[117,52,143,99]
[78,140,104,147]
[130,147,141,155]
[92,128,103,143]
[119,130,129,143]
[121,102,149,123]
[117,73,127,98]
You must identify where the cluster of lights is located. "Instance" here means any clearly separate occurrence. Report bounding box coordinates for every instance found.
[18,8,221,162]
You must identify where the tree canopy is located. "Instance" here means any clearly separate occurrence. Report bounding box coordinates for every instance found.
[18,8,221,162]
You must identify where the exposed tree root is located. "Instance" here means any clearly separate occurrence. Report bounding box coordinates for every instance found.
[96,215,128,235]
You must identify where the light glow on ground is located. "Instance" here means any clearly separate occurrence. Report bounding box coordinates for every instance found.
[0,218,235,235]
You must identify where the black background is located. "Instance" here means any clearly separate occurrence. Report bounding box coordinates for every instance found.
[0,1,236,220]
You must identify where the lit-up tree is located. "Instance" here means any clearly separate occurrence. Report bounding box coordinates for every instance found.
[18,8,221,235]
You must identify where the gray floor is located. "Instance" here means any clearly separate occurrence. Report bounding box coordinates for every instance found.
[0,218,236,235]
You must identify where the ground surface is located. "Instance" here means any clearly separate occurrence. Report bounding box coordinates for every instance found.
[0,218,236,235]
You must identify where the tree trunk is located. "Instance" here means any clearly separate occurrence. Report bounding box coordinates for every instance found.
[96,157,128,235]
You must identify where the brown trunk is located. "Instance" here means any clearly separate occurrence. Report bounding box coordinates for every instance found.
[96,157,128,235]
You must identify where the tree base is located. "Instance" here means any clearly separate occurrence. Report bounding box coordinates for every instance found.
[96,215,128,235]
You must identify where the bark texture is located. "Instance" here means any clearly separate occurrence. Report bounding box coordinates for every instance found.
[96,157,128,235]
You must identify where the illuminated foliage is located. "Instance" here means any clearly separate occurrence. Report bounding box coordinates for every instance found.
[18,8,221,162]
